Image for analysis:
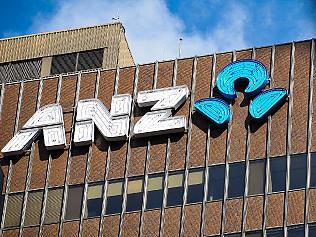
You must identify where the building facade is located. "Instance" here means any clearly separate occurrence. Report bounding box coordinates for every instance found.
[0,27,315,237]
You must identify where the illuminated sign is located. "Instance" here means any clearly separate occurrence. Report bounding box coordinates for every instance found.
[194,59,288,125]
[1,86,188,155]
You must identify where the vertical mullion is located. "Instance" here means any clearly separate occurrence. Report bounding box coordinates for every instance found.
[118,66,138,237]
[19,79,43,237]
[201,53,216,236]
[0,83,5,116]
[58,72,82,237]
[0,81,24,234]
[263,45,275,237]
[221,51,235,236]
[159,59,177,237]
[39,76,62,237]
[179,56,197,237]
[139,62,157,237]
[284,42,295,237]
[305,39,314,237]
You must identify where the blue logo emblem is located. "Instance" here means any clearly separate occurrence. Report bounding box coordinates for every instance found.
[194,59,288,125]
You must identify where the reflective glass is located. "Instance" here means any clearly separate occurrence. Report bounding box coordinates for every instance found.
[228,162,245,198]
[311,152,316,188]
[167,172,184,207]
[126,178,143,212]
[85,183,103,218]
[248,160,265,195]
[187,169,204,204]
[287,225,304,237]
[269,156,286,192]
[146,174,164,210]
[208,165,225,201]
[106,180,124,215]
[290,154,307,190]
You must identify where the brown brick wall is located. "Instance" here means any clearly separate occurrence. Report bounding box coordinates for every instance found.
[287,190,305,225]
[311,42,316,152]
[22,226,39,237]
[266,193,284,228]
[68,146,89,185]
[183,204,202,237]
[291,41,311,154]
[10,155,29,192]
[2,229,19,237]
[121,212,141,237]
[82,218,100,237]
[62,220,79,237]
[204,201,222,236]
[42,224,59,237]
[309,188,316,223]
[79,72,97,100]
[163,207,181,237]
[270,44,291,157]
[143,209,161,237]
[246,195,264,231]
[102,215,120,237]
[224,198,243,233]
[189,56,212,168]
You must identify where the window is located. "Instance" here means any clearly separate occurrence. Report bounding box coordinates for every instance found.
[266,228,283,237]
[77,49,104,71]
[309,224,316,236]
[65,185,84,220]
[228,162,245,198]
[51,53,77,75]
[187,169,204,204]
[311,152,316,188]
[208,165,225,201]
[287,225,304,237]
[4,193,24,228]
[224,233,241,237]
[85,183,103,218]
[290,154,307,190]
[268,156,286,192]
[248,160,265,195]
[106,180,123,215]
[44,188,63,224]
[24,190,44,226]
[245,231,262,237]
[126,178,144,212]
[167,171,184,207]
[146,174,164,210]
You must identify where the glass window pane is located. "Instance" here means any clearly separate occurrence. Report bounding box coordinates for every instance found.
[77,49,104,71]
[51,53,77,75]
[85,183,103,218]
[311,152,316,188]
[65,185,84,220]
[290,154,307,190]
[24,190,44,226]
[245,231,262,237]
[266,228,283,237]
[248,160,265,195]
[208,165,225,201]
[4,193,24,228]
[269,156,286,192]
[44,188,63,224]
[167,172,184,207]
[106,180,123,215]
[146,174,164,210]
[126,178,143,212]
[309,224,316,236]
[228,162,245,198]
[187,169,204,204]
[287,225,304,237]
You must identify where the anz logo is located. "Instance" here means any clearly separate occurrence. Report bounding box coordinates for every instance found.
[194,59,288,125]
[1,59,288,156]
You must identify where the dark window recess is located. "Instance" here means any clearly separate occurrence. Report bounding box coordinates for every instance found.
[85,183,103,218]
[224,233,241,237]
[309,224,316,237]
[266,228,283,237]
[126,178,144,212]
[4,193,24,228]
[311,152,316,188]
[65,185,84,220]
[287,225,304,237]
[77,49,103,71]
[248,160,265,195]
[268,156,286,192]
[228,162,245,198]
[167,172,184,207]
[187,169,204,204]
[146,174,164,210]
[106,180,123,215]
[290,153,307,190]
[208,165,225,201]
[44,188,63,224]
[245,231,263,237]
[51,53,77,75]
[24,190,44,226]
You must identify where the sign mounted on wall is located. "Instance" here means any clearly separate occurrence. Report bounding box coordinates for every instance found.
[1,59,288,156]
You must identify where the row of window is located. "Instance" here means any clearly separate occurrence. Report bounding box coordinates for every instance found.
[2,152,316,228]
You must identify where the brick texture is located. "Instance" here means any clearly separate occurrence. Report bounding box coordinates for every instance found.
[312,41,316,151]
[163,207,181,237]
[10,155,29,192]
[121,212,141,237]
[22,227,39,237]
[204,201,222,236]
[287,190,305,225]
[224,198,243,233]
[68,146,89,185]
[143,209,161,237]
[246,195,264,231]
[266,193,284,228]
[309,188,316,223]
[82,218,100,237]
[102,215,120,237]
[62,220,80,237]
[2,229,19,237]
[183,204,202,237]
[79,72,97,100]
[42,224,59,237]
